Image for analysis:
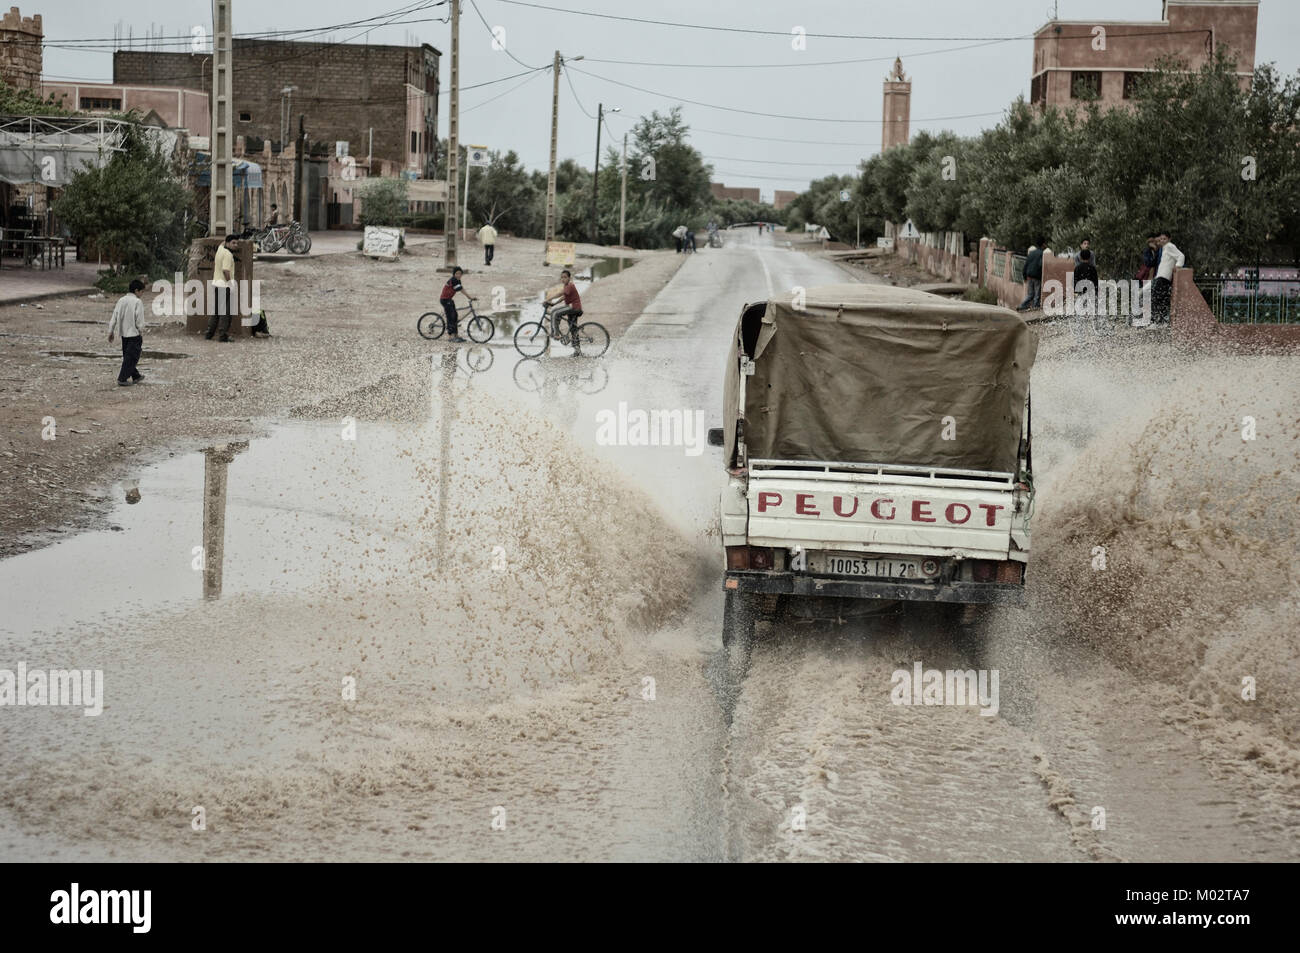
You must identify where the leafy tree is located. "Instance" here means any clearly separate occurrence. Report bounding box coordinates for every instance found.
[356,177,409,227]
[468,149,541,235]
[0,78,74,116]
[52,122,189,280]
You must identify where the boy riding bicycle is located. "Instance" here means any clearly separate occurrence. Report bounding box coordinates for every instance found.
[544,269,582,337]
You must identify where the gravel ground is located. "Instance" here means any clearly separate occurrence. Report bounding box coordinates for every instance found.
[0,234,683,557]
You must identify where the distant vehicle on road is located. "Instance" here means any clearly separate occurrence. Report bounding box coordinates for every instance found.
[707,284,1038,653]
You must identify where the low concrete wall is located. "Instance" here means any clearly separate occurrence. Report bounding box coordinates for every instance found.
[1172,268,1300,352]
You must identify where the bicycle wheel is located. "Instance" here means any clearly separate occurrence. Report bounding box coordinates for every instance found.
[466,313,495,344]
[417,311,446,340]
[288,232,310,255]
[572,322,610,357]
[513,321,550,358]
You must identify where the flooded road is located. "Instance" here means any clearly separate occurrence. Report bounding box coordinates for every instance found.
[2,229,1296,861]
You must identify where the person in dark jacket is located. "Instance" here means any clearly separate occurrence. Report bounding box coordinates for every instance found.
[1073,248,1101,338]
[1017,241,1045,311]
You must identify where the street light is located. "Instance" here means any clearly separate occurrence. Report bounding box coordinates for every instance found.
[591,103,619,245]
[544,53,583,248]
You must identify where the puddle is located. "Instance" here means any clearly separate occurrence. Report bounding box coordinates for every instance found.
[45,350,193,360]
[584,256,637,280]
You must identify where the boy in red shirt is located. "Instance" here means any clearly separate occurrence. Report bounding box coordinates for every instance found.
[438,267,477,342]
[544,269,582,336]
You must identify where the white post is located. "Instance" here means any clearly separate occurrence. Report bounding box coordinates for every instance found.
[619,132,627,249]
[462,160,470,241]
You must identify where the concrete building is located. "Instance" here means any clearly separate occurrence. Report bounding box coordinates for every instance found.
[710,182,761,203]
[1030,0,1258,110]
[881,57,911,152]
[773,189,798,211]
[0,5,40,90]
[113,38,440,178]
[39,82,210,136]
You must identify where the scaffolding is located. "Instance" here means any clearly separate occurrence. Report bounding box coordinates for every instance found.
[0,115,130,187]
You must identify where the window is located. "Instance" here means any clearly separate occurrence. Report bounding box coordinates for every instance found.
[79,97,122,111]
[1070,71,1100,99]
[1123,72,1146,99]
[411,131,419,154]
[239,111,251,122]
[1030,74,1046,105]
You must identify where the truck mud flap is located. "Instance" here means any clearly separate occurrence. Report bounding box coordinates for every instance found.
[725,571,1025,607]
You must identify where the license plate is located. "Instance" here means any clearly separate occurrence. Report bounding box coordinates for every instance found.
[819,553,922,579]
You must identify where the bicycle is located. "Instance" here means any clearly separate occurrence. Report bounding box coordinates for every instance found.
[513,302,609,359]
[418,299,495,344]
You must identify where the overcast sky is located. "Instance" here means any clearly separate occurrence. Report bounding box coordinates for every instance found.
[38,0,1300,201]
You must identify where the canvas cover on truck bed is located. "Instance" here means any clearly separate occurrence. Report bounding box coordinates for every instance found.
[723,283,1038,473]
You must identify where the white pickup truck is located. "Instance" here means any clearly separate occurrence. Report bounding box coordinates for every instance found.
[708,284,1038,645]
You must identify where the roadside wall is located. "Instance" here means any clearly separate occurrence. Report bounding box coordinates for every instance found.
[1172,268,1300,352]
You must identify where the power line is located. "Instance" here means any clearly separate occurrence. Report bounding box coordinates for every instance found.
[564,67,595,119]
[569,64,1004,124]
[491,0,1028,40]
[584,39,1013,69]
[21,1,447,49]
[462,66,548,113]
[466,0,543,70]
[702,154,862,168]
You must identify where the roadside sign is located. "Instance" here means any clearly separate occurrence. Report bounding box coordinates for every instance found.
[839,189,851,202]
[545,241,576,266]
[468,145,490,168]
[362,225,402,260]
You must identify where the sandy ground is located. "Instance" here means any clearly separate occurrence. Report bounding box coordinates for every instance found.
[0,234,682,558]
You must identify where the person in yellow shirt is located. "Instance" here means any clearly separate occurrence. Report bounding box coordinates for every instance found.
[205,233,238,341]
[477,221,498,266]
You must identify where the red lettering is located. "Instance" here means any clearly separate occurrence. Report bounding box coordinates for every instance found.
[757,491,782,513]
[945,502,972,524]
[870,498,895,521]
[911,500,936,523]
[832,495,859,517]
[978,503,1005,526]
[795,493,820,516]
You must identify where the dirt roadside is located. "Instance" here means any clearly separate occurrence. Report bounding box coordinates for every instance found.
[0,235,683,557]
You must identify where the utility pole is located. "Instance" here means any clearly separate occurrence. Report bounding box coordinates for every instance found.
[442,0,460,269]
[293,115,305,224]
[590,103,604,245]
[619,132,627,248]
[544,51,583,257]
[209,0,233,236]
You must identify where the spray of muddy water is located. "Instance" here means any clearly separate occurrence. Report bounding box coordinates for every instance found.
[1026,353,1299,813]
[0,361,715,860]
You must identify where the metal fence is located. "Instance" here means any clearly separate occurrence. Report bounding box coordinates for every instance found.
[1194,274,1300,324]
[1011,254,1026,284]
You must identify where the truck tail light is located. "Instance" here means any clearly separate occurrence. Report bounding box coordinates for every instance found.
[971,560,997,582]
[725,546,774,570]
[996,560,1024,583]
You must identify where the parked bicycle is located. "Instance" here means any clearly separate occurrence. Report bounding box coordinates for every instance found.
[513,301,609,359]
[257,220,312,255]
[418,299,495,344]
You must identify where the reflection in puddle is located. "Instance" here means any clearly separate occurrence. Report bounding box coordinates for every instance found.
[45,350,193,360]
[201,441,248,598]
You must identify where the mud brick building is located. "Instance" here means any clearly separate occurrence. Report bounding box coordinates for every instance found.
[113,39,440,177]
[710,183,761,203]
[1031,0,1258,110]
[0,6,41,90]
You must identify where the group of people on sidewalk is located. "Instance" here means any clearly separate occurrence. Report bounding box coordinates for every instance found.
[1015,231,1185,326]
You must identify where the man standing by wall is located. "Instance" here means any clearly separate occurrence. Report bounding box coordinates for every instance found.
[205,234,237,342]
[108,278,146,387]
[1152,231,1185,325]
[1017,240,1045,312]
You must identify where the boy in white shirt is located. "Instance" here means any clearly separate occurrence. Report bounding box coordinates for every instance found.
[1152,231,1185,324]
[107,278,146,387]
